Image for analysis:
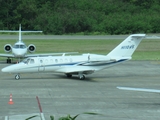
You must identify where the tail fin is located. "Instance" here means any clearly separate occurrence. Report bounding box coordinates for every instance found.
[107,34,145,59]
[0,24,42,42]
[19,24,22,42]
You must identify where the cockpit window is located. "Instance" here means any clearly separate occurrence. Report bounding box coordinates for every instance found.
[13,45,19,48]
[22,58,30,64]
[13,44,26,49]
[20,45,26,48]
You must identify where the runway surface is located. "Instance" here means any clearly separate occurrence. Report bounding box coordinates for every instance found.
[0,61,160,120]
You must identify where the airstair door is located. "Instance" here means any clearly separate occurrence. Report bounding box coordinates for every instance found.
[38,59,45,71]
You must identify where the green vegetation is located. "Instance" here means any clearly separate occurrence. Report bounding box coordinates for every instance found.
[0,0,160,34]
[0,39,121,54]
[0,38,159,60]
[26,112,101,120]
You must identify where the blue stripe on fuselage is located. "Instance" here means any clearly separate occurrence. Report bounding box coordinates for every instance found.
[18,59,128,70]
[80,59,128,66]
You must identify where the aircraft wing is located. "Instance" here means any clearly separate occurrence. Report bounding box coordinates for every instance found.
[25,52,79,57]
[56,66,95,74]
[0,52,78,58]
[0,54,15,58]
[117,87,160,93]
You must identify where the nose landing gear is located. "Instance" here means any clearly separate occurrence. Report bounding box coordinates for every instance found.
[15,74,20,80]
[79,73,85,80]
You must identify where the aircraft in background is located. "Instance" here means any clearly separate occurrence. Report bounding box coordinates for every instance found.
[0,24,77,63]
[117,87,160,93]
[1,34,146,80]
[0,24,43,63]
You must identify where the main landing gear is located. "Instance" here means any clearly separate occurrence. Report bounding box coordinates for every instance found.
[66,73,86,80]
[66,74,72,78]
[7,58,11,63]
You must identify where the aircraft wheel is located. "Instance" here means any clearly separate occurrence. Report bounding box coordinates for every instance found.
[66,74,72,78]
[7,59,9,63]
[79,75,85,80]
[7,59,11,63]
[15,74,20,80]
[8,59,11,63]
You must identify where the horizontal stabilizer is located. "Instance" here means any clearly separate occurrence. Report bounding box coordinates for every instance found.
[0,54,15,58]
[110,57,131,61]
[0,30,43,33]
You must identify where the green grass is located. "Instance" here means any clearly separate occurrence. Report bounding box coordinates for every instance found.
[0,38,159,60]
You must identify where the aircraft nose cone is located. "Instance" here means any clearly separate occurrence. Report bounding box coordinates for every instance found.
[15,53,24,57]
[2,66,14,73]
[2,64,21,73]
[1,67,9,72]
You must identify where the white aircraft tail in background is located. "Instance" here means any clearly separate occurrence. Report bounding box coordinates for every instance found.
[0,24,77,63]
[2,34,146,80]
[0,24,42,63]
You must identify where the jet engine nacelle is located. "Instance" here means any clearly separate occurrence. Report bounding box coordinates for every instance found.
[4,44,12,53]
[28,44,36,53]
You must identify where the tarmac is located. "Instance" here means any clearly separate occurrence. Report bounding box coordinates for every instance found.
[0,60,160,120]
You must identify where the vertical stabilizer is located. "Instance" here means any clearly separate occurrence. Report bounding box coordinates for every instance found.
[19,24,21,42]
[107,34,145,59]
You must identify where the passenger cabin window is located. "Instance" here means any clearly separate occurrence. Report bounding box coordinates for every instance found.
[55,59,58,63]
[70,58,72,62]
[40,60,43,63]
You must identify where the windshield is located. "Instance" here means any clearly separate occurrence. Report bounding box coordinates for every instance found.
[22,58,35,64]
[22,58,30,64]
[13,44,27,49]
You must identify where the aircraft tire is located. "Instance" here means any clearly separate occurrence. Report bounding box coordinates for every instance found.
[79,75,85,80]
[66,74,72,78]
[8,59,11,63]
[15,74,20,80]
[7,59,11,63]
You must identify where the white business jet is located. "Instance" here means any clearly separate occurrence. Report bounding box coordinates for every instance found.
[0,24,76,63]
[0,24,43,63]
[2,34,146,80]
